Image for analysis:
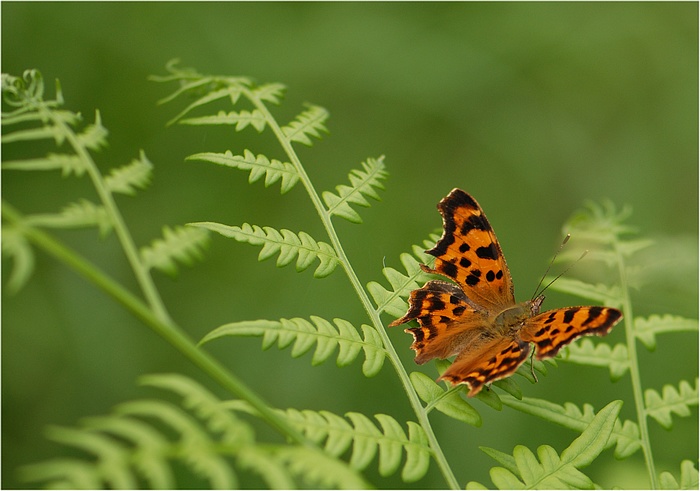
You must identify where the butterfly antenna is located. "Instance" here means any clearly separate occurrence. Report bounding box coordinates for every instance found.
[531,234,570,300]
[535,248,589,299]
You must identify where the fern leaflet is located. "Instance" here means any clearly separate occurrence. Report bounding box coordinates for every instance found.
[559,338,629,380]
[187,149,299,194]
[23,200,113,237]
[500,395,641,459]
[468,401,622,490]
[281,104,329,146]
[2,153,86,176]
[180,108,267,132]
[104,150,154,196]
[1,226,35,294]
[634,314,699,350]
[140,225,211,276]
[367,233,438,317]
[659,460,699,490]
[322,156,388,223]
[200,316,386,377]
[644,378,699,429]
[409,371,481,426]
[191,221,339,278]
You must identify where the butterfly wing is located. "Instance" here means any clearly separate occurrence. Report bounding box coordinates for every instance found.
[520,306,623,359]
[439,336,531,397]
[389,280,489,363]
[422,189,515,311]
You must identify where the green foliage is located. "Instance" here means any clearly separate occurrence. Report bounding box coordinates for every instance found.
[200,316,386,377]
[468,401,622,489]
[3,64,696,489]
[18,374,369,489]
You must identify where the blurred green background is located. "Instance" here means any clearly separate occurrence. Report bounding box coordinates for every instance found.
[3,2,697,489]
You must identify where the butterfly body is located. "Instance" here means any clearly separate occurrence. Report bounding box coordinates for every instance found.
[390,189,622,397]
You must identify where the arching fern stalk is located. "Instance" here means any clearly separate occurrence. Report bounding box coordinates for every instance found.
[150,60,459,487]
[3,69,369,488]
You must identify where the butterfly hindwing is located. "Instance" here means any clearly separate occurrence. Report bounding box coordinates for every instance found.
[423,189,515,311]
[521,306,623,359]
[389,280,488,363]
[440,336,531,397]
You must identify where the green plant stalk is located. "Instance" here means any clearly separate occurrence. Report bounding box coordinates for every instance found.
[246,89,460,489]
[614,241,658,488]
[42,104,172,326]
[1,201,311,448]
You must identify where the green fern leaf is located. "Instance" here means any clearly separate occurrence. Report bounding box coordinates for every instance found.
[180,108,266,132]
[560,338,629,380]
[19,459,102,489]
[272,446,370,489]
[1,226,35,294]
[281,104,329,145]
[281,408,431,482]
[659,460,699,490]
[478,400,622,489]
[644,379,699,429]
[410,372,481,426]
[75,110,108,151]
[235,446,296,489]
[163,85,247,126]
[191,221,339,278]
[500,396,641,459]
[367,233,438,317]
[81,415,174,489]
[104,150,154,195]
[2,153,86,176]
[187,149,299,194]
[24,200,113,237]
[634,314,699,350]
[140,225,210,276]
[252,83,286,105]
[117,399,239,489]
[199,316,386,377]
[322,157,388,223]
[547,277,621,305]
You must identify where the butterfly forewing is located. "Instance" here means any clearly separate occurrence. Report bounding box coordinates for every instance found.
[389,280,488,363]
[424,189,515,311]
[521,306,622,359]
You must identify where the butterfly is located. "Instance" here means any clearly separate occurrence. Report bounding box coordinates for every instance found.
[389,189,622,397]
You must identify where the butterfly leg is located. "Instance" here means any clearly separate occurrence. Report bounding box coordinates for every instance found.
[528,346,538,383]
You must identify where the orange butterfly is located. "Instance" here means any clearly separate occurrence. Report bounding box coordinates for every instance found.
[390,189,622,397]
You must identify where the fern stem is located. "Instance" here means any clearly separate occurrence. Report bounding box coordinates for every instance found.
[45,105,172,325]
[1,202,312,448]
[248,91,460,489]
[614,241,658,488]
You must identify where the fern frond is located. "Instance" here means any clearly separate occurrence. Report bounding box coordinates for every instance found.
[635,314,699,350]
[75,110,108,150]
[500,396,641,459]
[199,316,386,377]
[559,338,629,380]
[272,446,370,489]
[180,109,267,132]
[469,400,622,489]
[279,408,431,482]
[1,226,35,293]
[251,83,286,105]
[24,200,113,237]
[659,460,699,490]
[281,104,329,146]
[322,156,388,223]
[644,378,699,429]
[187,149,299,194]
[2,153,85,176]
[564,199,636,244]
[547,277,621,306]
[163,85,248,126]
[104,150,154,196]
[409,371,481,426]
[140,225,210,276]
[367,233,438,317]
[191,221,339,278]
